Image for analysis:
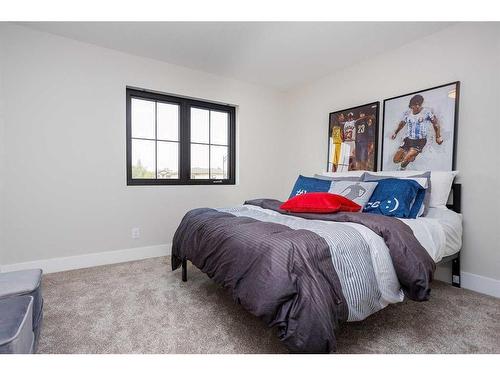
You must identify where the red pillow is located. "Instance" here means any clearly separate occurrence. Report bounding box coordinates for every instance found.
[280,192,361,213]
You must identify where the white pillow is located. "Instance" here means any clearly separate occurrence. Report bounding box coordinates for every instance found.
[321,170,366,178]
[368,170,458,208]
[364,174,428,189]
[328,181,378,210]
[369,170,427,177]
[429,171,459,207]
[404,177,428,189]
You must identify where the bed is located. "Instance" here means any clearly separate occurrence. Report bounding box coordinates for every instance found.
[171,182,462,353]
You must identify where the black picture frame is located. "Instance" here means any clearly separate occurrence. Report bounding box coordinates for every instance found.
[327,101,380,172]
[381,81,460,171]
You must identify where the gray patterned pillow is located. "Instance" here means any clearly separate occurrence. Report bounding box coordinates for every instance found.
[328,180,378,209]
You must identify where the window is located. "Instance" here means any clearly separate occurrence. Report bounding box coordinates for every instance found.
[126,88,236,185]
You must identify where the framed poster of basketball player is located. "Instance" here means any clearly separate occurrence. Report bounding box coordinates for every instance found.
[327,101,379,172]
[381,81,460,171]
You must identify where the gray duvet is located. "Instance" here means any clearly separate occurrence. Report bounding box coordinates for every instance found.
[171,199,435,353]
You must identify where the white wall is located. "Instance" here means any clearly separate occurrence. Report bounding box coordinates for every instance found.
[284,22,500,282]
[0,24,293,266]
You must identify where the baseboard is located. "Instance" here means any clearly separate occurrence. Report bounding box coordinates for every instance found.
[0,244,171,274]
[434,264,499,298]
[2,245,498,299]
[461,272,500,299]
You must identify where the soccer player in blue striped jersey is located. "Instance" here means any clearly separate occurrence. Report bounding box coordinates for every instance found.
[391,94,443,170]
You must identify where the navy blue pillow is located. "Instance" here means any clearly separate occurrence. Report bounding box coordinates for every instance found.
[289,175,332,198]
[408,187,426,219]
[363,178,423,218]
[363,173,429,218]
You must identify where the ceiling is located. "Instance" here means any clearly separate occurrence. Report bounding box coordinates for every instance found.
[19,22,454,90]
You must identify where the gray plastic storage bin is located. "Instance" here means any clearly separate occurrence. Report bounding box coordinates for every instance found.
[0,269,43,352]
[0,295,35,354]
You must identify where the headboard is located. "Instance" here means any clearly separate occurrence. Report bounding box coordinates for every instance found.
[446,183,461,214]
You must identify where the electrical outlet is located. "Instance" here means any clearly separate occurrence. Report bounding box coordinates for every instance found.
[131,227,140,239]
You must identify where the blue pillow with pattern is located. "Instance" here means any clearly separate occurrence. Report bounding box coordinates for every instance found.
[289,175,332,199]
[363,178,423,218]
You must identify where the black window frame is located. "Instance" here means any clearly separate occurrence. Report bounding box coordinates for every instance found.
[126,87,236,186]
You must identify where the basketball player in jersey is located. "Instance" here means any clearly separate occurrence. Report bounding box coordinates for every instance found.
[342,112,357,168]
[355,112,376,170]
[330,115,344,171]
[391,94,443,170]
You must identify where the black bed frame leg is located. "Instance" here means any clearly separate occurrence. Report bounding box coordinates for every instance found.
[452,256,461,288]
[182,258,187,282]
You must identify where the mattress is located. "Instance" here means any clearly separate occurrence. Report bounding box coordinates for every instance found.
[399,207,462,263]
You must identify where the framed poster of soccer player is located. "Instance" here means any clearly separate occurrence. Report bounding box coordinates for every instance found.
[327,101,379,172]
[381,81,460,171]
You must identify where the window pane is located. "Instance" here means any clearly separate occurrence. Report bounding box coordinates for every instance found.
[210,111,228,145]
[131,98,155,139]
[157,102,179,141]
[210,146,229,179]
[191,144,209,179]
[191,108,209,143]
[157,141,179,179]
[132,139,155,179]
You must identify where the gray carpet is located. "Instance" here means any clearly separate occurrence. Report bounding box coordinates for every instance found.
[38,257,500,354]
